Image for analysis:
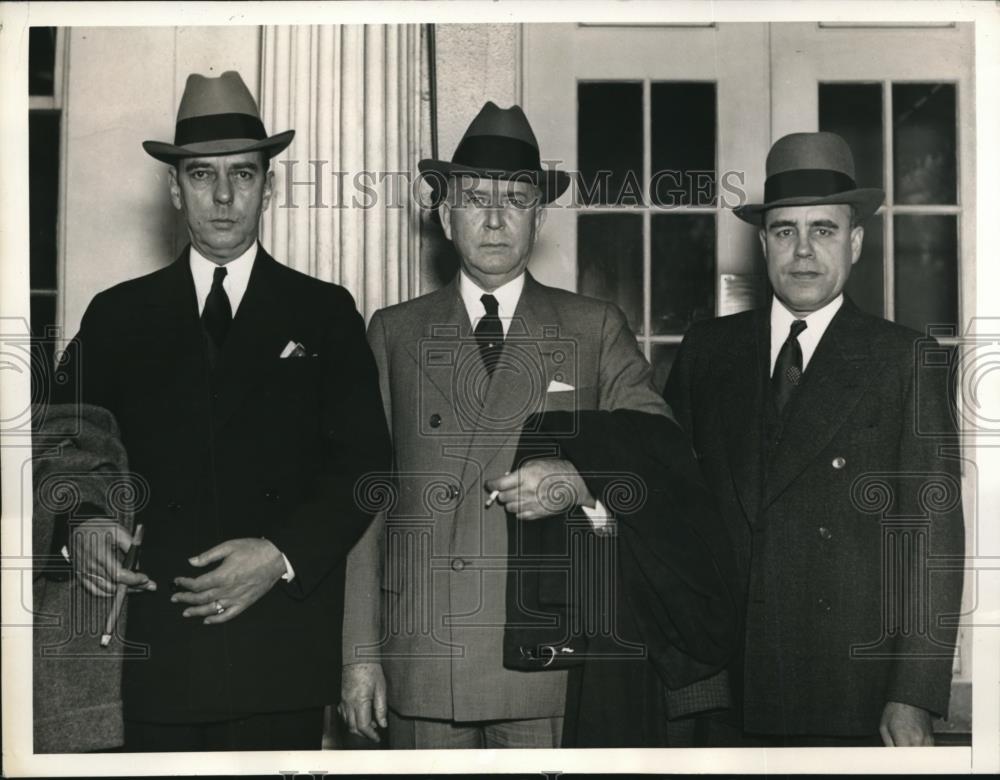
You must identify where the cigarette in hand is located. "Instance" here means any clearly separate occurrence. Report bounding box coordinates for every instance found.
[485,471,510,508]
[99,524,145,648]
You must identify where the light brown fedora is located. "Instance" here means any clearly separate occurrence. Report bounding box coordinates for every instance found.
[142,71,294,164]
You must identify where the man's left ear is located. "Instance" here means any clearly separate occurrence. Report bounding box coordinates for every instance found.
[850,225,864,264]
[533,199,547,233]
[262,169,275,211]
[167,166,183,212]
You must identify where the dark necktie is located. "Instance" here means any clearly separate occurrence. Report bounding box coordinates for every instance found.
[772,318,808,415]
[474,293,504,376]
[202,266,232,352]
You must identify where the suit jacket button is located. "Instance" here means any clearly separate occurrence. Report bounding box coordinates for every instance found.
[167,501,182,512]
[818,597,832,613]
[832,456,847,469]
[430,414,442,429]
[818,526,833,540]
[264,490,280,502]
[451,558,466,572]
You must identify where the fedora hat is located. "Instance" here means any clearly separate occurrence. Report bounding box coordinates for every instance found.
[418,102,570,205]
[734,131,884,226]
[142,71,294,164]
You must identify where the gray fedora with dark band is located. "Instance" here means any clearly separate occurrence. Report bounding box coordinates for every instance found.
[734,131,884,226]
[418,101,570,204]
[143,71,294,164]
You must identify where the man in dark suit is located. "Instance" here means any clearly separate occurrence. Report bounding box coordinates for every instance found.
[665,132,965,746]
[58,71,390,751]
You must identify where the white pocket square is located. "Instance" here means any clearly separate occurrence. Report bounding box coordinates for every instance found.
[280,340,307,358]
[547,380,575,392]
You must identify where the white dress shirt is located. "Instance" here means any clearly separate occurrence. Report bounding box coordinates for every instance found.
[458,270,610,528]
[458,270,525,337]
[189,242,257,316]
[770,294,844,377]
[190,242,295,582]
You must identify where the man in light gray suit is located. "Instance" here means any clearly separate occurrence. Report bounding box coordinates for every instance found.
[337,102,671,748]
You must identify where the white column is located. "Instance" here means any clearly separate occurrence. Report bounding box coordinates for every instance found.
[260,25,423,319]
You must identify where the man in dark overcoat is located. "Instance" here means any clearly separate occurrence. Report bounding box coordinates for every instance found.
[58,71,390,751]
[665,132,965,746]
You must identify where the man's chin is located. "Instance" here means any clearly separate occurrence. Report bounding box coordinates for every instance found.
[194,237,254,262]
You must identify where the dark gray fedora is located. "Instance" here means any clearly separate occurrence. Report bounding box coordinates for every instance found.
[418,101,570,204]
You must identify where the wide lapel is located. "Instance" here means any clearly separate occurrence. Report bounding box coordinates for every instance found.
[398,277,479,431]
[211,247,287,430]
[763,299,877,508]
[149,248,211,378]
[720,307,770,524]
[457,273,561,491]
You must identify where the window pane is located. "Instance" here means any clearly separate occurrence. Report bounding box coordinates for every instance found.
[578,82,643,206]
[892,83,957,205]
[894,214,958,332]
[650,344,679,396]
[578,213,644,335]
[651,214,715,335]
[843,214,884,318]
[30,111,60,291]
[651,82,716,206]
[29,27,57,96]
[818,83,884,190]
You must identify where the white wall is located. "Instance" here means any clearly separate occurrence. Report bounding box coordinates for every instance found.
[60,26,260,339]
[59,23,518,326]
[419,23,521,291]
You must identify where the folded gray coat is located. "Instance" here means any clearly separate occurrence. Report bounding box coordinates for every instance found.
[32,403,135,753]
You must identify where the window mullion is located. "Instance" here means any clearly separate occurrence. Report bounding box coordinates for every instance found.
[883,79,895,322]
[643,79,651,354]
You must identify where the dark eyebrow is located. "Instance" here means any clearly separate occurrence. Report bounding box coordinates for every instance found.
[229,161,259,172]
[182,160,213,172]
[766,219,797,230]
[809,219,840,229]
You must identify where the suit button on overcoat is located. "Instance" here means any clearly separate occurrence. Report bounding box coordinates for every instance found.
[818,526,833,540]
[451,558,466,572]
[167,501,182,512]
[832,456,847,469]
[429,413,442,429]
[264,490,280,502]
[817,597,832,613]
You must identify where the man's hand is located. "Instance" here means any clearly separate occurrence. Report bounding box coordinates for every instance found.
[70,518,156,597]
[338,662,388,742]
[486,458,594,521]
[171,538,286,624]
[879,701,935,746]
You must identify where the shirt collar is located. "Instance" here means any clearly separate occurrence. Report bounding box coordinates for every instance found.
[771,293,843,334]
[189,242,258,314]
[770,293,844,372]
[459,270,526,334]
